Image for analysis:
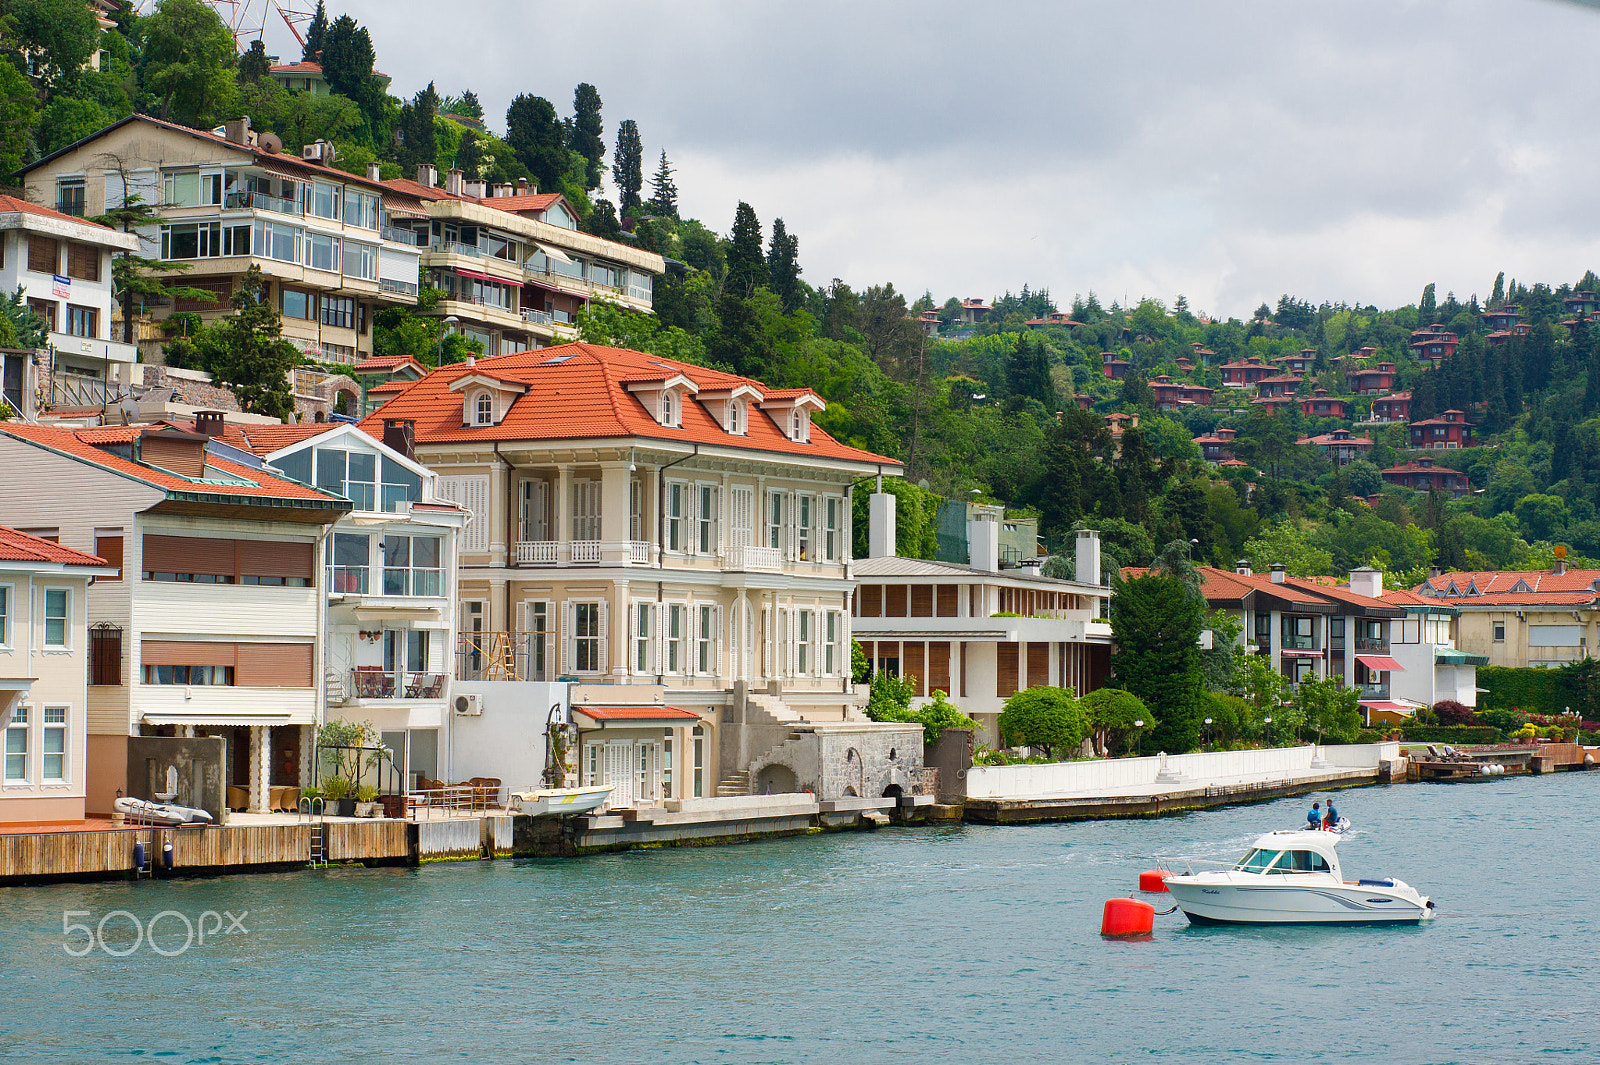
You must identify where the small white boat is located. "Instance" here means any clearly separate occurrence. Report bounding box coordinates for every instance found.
[1161,829,1434,925]
[115,797,213,827]
[507,784,613,818]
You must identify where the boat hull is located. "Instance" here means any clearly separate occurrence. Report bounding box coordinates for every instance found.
[1165,878,1431,925]
[507,785,613,818]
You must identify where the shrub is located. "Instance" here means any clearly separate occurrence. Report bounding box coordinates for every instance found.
[1476,706,1527,736]
[1203,692,1255,747]
[1398,725,1501,744]
[999,686,1088,759]
[917,689,978,744]
[1431,700,1475,726]
[1080,688,1151,756]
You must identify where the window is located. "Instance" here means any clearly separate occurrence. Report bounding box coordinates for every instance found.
[57,178,85,216]
[89,624,122,685]
[5,706,26,782]
[43,589,68,648]
[309,182,339,219]
[384,629,430,679]
[381,456,422,512]
[66,243,99,282]
[475,393,494,425]
[666,604,685,673]
[28,235,58,274]
[346,242,379,281]
[162,170,201,207]
[635,602,654,674]
[574,602,601,672]
[727,399,744,434]
[307,232,340,272]
[697,485,717,554]
[796,610,812,674]
[383,535,442,596]
[1494,622,1506,642]
[253,220,302,263]
[1254,611,1271,648]
[825,612,839,675]
[692,725,704,798]
[660,390,678,428]
[697,604,715,674]
[825,498,840,561]
[627,269,653,302]
[767,491,784,551]
[316,448,377,509]
[319,295,355,329]
[667,483,685,552]
[42,706,66,782]
[343,189,379,229]
[282,288,315,320]
[327,532,370,593]
[94,534,123,582]
[67,305,96,339]
[27,298,56,331]
[796,496,812,561]
[0,585,7,646]
[142,664,234,685]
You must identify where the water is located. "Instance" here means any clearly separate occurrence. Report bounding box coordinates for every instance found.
[2,774,1597,1064]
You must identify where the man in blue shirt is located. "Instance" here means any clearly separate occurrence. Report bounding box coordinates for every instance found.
[1307,801,1322,829]
[1323,799,1339,830]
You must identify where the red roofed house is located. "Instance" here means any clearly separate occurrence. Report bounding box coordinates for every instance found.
[1297,428,1372,466]
[356,343,927,807]
[267,59,392,97]
[1178,383,1215,406]
[1563,291,1599,316]
[0,526,117,824]
[1101,352,1130,380]
[1149,375,1182,410]
[0,419,351,819]
[1381,457,1469,497]
[956,298,991,325]
[1367,391,1411,424]
[1481,305,1519,331]
[1273,350,1316,375]
[1408,409,1474,450]
[1347,362,1398,395]
[352,355,429,414]
[1415,560,1600,667]
[1219,356,1272,388]
[1255,373,1303,399]
[1194,426,1237,462]
[1024,311,1083,329]
[1299,389,1349,420]
[1410,328,1458,362]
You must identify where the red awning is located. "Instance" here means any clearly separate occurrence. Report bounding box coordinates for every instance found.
[454,268,506,285]
[1356,654,1405,672]
[1280,649,1323,657]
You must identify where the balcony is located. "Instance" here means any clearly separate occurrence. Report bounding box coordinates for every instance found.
[1358,682,1390,700]
[724,545,783,572]
[1280,634,1319,651]
[226,190,301,216]
[380,225,420,246]
[521,308,554,326]
[349,668,447,701]
[379,277,419,297]
[1355,636,1390,653]
[327,565,369,594]
[431,240,483,258]
[513,540,657,566]
[49,332,138,366]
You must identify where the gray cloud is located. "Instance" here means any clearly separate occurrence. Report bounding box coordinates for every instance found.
[292,0,1600,316]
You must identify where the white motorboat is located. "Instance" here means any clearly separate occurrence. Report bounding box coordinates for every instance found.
[507,784,613,818]
[114,797,213,827]
[1161,829,1434,925]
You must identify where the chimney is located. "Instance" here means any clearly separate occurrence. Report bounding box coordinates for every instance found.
[1429,565,1441,579]
[1270,563,1286,584]
[382,418,416,461]
[495,183,514,198]
[445,169,465,196]
[465,179,487,199]
[967,516,999,573]
[416,163,437,188]
[1076,529,1102,586]
[465,355,475,368]
[223,117,252,145]
[193,410,225,437]
[1554,557,1568,576]
[1349,566,1383,599]
[1235,560,1253,576]
[516,177,530,195]
[868,491,896,559]
[366,162,382,182]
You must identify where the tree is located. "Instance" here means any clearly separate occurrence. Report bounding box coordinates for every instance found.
[0,64,40,177]
[302,0,327,61]
[567,82,605,190]
[1079,688,1149,758]
[142,0,237,127]
[1489,271,1505,309]
[647,150,678,217]
[93,193,219,345]
[1419,282,1437,322]
[1110,571,1205,753]
[1005,330,1056,410]
[612,118,643,214]
[1243,520,1334,577]
[723,201,767,298]
[1202,608,1245,694]
[194,265,299,420]
[397,82,440,176]
[6,0,101,100]
[1119,369,1153,409]
[505,93,568,193]
[318,15,379,115]
[0,287,49,354]
[998,687,1088,758]
[1295,676,1361,744]
[1242,654,1299,742]
[239,39,271,83]
[766,217,802,313]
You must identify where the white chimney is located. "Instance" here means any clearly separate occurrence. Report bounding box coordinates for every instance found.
[366,162,382,181]
[1349,567,1383,599]
[1235,560,1253,576]
[1270,563,1286,584]
[445,168,465,196]
[968,517,999,573]
[1076,529,1102,586]
[416,163,437,188]
[465,179,487,198]
[868,492,896,559]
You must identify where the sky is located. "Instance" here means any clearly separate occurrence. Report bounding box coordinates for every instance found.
[255,0,1600,319]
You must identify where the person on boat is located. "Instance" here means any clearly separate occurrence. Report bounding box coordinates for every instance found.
[1307,801,1322,829]
[1323,800,1339,830]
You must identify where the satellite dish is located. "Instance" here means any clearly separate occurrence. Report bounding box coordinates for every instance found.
[259,131,283,155]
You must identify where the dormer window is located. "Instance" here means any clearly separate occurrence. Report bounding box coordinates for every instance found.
[790,408,809,443]
[449,370,527,428]
[661,390,679,428]
[729,399,744,435]
[475,392,494,425]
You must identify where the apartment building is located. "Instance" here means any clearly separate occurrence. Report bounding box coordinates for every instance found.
[0,420,349,815]
[1414,563,1600,669]
[0,527,116,824]
[17,114,425,367]
[378,165,666,357]
[0,195,139,417]
[359,342,920,804]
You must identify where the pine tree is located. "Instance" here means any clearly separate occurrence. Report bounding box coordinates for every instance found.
[1004,330,1055,410]
[505,93,567,193]
[568,82,605,190]
[1490,271,1505,309]
[239,39,270,83]
[93,194,221,344]
[302,0,327,61]
[397,82,439,175]
[723,201,767,298]
[458,91,483,121]
[647,150,677,217]
[319,16,374,99]
[765,217,801,313]
[613,119,643,214]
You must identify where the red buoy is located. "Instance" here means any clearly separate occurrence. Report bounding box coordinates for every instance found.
[1101,897,1156,937]
[1139,869,1172,893]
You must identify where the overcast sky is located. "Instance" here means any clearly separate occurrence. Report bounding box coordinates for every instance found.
[269,0,1600,318]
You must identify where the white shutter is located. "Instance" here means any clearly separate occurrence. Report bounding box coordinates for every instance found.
[440,475,491,553]
[787,492,799,561]
[656,603,667,675]
[761,605,772,678]
[560,601,572,674]
[713,486,723,556]
[597,599,609,673]
[731,487,753,548]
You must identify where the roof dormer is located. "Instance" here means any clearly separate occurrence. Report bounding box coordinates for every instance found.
[697,383,765,436]
[624,372,699,429]
[448,368,528,428]
[759,389,826,443]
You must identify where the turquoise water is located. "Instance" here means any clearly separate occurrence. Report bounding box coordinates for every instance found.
[2,773,1597,1064]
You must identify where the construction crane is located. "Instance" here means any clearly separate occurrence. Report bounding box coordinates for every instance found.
[132,0,317,50]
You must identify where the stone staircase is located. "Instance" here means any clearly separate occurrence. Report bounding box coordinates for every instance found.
[745,692,805,725]
[715,771,751,797]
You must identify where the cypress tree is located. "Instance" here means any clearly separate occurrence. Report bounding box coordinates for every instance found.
[765,217,801,313]
[1110,571,1205,754]
[506,94,568,193]
[396,83,439,176]
[723,202,767,298]
[302,0,327,61]
[568,83,605,190]
[647,151,677,217]
[613,119,643,214]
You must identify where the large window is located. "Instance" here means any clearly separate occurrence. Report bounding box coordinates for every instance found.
[253,220,302,263]
[162,170,222,208]
[697,604,715,674]
[346,242,379,281]
[327,532,370,593]
[142,664,234,685]
[43,589,68,648]
[282,288,315,321]
[666,604,685,674]
[321,295,355,329]
[307,232,340,273]
[5,706,26,782]
[627,269,653,302]
[574,602,601,672]
[342,189,379,229]
[308,182,339,219]
[381,456,422,512]
[383,535,441,596]
[42,706,66,782]
[67,306,96,339]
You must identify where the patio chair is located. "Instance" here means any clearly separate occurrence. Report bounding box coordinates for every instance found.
[353,667,392,699]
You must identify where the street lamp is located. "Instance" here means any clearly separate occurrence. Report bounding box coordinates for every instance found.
[1134,718,1144,757]
[1263,715,1273,748]
[438,315,460,364]
[1204,716,1213,749]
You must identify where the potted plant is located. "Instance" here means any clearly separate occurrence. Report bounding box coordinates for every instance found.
[322,775,354,817]
[355,784,380,817]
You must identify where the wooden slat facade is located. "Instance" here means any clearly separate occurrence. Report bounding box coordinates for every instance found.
[936,585,958,617]
[910,585,934,618]
[171,824,308,867]
[904,643,926,696]
[928,642,951,695]
[326,820,409,861]
[0,830,133,879]
[1027,642,1050,689]
[997,644,1019,697]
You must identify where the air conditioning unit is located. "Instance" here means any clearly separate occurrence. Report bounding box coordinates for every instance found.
[453,693,482,716]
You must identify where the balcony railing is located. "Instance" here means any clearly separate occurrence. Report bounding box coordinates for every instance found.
[518,540,559,565]
[380,277,419,297]
[570,540,601,563]
[1358,682,1390,700]
[431,240,482,257]
[380,225,420,246]
[327,565,369,594]
[515,540,657,566]
[50,372,111,408]
[1355,636,1390,653]
[1280,635,1319,650]
[227,190,302,215]
[349,669,447,700]
[521,309,553,326]
[725,545,783,572]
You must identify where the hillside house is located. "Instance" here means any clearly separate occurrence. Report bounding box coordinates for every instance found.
[1299,389,1349,420]
[1347,362,1399,395]
[1408,410,1474,450]
[1381,458,1469,497]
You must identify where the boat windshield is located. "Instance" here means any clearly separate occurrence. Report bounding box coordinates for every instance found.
[1266,849,1331,875]
[1236,848,1281,872]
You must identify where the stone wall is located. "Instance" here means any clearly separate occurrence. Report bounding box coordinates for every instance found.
[126,736,226,820]
[140,364,362,423]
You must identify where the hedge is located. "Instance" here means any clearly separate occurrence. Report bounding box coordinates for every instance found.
[1396,725,1502,744]
[1476,666,1571,715]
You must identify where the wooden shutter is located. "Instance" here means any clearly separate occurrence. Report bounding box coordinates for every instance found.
[240,540,313,579]
[28,236,58,274]
[936,585,958,617]
[141,640,238,667]
[858,586,881,618]
[94,535,123,582]
[886,584,907,618]
[928,642,951,695]
[596,599,608,673]
[140,434,206,478]
[90,628,123,685]
[1027,642,1050,689]
[142,534,236,578]
[996,643,1019,697]
[911,585,934,618]
[904,643,926,696]
[561,601,572,674]
[66,243,100,282]
[235,643,314,687]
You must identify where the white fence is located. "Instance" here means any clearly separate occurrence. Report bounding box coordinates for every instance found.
[964,743,1399,799]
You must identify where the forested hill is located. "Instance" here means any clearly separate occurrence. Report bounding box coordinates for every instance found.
[1,1,1593,581]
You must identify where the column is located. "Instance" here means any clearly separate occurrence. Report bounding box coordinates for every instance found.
[555,464,573,563]
[299,724,315,788]
[599,461,631,564]
[489,456,508,566]
[611,579,629,680]
[489,577,508,633]
[249,726,269,813]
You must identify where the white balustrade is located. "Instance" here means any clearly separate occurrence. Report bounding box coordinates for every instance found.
[570,540,602,563]
[517,540,558,565]
[628,541,652,564]
[725,545,783,572]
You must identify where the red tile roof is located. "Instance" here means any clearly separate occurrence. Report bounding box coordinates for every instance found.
[366,381,412,395]
[353,355,426,374]
[0,423,346,505]
[1416,569,1600,597]
[0,194,112,230]
[0,525,107,568]
[268,60,388,78]
[148,416,338,456]
[572,706,702,722]
[356,343,900,467]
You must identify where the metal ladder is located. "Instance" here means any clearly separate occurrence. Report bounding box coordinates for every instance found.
[301,796,329,868]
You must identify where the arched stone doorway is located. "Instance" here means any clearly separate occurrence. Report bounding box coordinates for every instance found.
[754,763,798,795]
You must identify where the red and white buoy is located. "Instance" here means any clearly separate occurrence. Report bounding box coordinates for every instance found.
[1139,869,1172,893]
[1101,897,1156,937]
